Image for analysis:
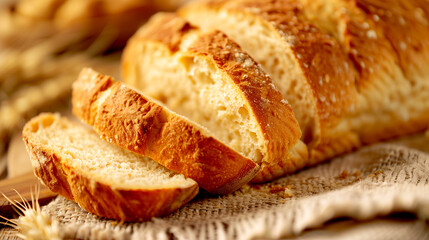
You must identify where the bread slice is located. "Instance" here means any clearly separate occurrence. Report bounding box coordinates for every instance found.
[179,0,358,162]
[23,113,198,221]
[121,13,308,183]
[295,0,429,144]
[72,68,260,193]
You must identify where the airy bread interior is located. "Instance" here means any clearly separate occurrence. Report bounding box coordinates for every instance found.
[181,8,318,143]
[25,114,196,189]
[126,28,266,163]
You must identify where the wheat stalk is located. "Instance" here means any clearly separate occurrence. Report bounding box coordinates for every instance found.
[1,185,61,240]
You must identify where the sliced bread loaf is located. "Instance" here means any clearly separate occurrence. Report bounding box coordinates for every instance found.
[72,68,260,193]
[23,113,198,221]
[179,0,358,163]
[180,0,429,163]
[121,13,308,183]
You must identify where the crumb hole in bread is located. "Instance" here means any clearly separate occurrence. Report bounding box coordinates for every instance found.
[249,131,258,142]
[41,116,55,128]
[278,69,285,78]
[202,113,211,122]
[58,122,68,129]
[29,122,39,132]
[273,57,279,67]
[67,136,75,143]
[302,122,314,144]
[188,63,215,85]
[254,149,263,163]
[289,80,297,93]
[238,106,249,119]
[179,56,194,71]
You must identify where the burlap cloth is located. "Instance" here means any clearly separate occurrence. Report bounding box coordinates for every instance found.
[4,134,429,239]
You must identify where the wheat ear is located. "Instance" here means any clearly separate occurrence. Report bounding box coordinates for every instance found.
[1,184,61,240]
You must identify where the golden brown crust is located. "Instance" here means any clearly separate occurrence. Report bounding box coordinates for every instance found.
[296,0,429,141]
[304,0,426,89]
[358,112,429,145]
[413,0,429,19]
[132,12,196,52]
[189,0,357,141]
[23,114,199,222]
[72,72,114,125]
[309,131,361,165]
[251,140,308,183]
[25,140,74,201]
[73,68,260,194]
[354,0,429,80]
[300,0,402,90]
[344,18,397,90]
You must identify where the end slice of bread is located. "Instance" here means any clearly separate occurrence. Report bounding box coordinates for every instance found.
[23,113,199,221]
[72,68,260,194]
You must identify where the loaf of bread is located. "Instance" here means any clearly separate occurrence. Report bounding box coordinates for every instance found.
[23,113,198,221]
[22,0,429,221]
[72,68,260,194]
[122,13,308,183]
[178,0,429,166]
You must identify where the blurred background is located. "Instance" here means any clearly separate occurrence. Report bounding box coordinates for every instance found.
[0,0,193,180]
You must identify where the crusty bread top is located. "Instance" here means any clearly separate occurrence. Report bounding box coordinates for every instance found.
[295,0,429,143]
[354,0,429,81]
[131,12,197,52]
[297,0,407,89]
[73,68,260,194]
[125,13,303,164]
[414,0,429,18]
[23,113,198,221]
[179,0,357,143]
